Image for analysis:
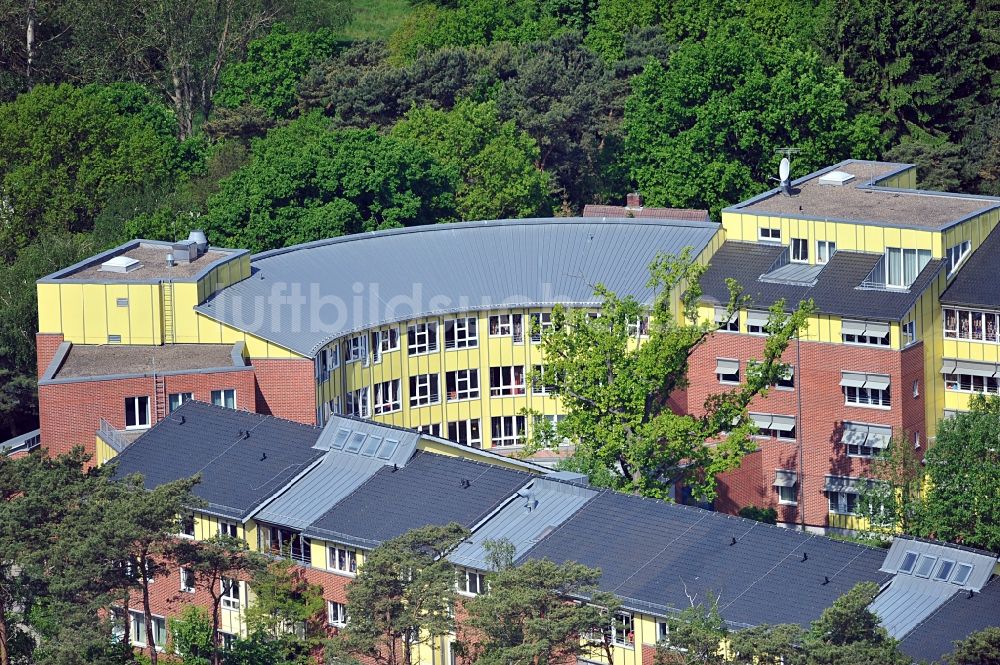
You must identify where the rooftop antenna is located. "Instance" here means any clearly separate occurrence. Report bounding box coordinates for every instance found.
[773,147,801,196]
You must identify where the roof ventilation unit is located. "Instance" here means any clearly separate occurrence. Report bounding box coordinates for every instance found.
[172,239,198,263]
[99,256,141,273]
[818,170,855,186]
[188,230,209,256]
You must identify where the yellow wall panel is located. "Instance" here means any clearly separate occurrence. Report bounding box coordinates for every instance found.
[37,283,63,333]
[58,283,85,342]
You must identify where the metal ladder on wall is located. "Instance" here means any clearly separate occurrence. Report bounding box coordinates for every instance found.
[162,282,175,344]
[153,373,166,422]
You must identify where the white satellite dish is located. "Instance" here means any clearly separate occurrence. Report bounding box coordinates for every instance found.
[779,157,790,182]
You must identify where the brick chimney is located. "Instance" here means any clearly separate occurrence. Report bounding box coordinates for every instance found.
[625,192,643,209]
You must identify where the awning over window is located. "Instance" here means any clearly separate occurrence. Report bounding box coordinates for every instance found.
[840,372,890,389]
[715,358,740,374]
[824,475,865,493]
[746,310,769,328]
[841,319,867,336]
[943,409,965,419]
[955,360,998,378]
[841,422,869,446]
[867,425,893,449]
[749,413,773,429]
[866,321,891,337]
[865,374,891,391]
[840,372,867,388]
[940,359,958,375]
[714,307,736,323]
[773,469,798,487]
[770,415,796,432]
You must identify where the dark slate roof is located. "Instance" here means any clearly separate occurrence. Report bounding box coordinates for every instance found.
[940,224,1000,308]
[699,241,943,320]
[304,451,532,548]
[113,401,324,519]
[518,491,891,628]
[898,576,1000,663]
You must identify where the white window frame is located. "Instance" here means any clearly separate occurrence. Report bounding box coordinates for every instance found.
[532,365,555,394]
[609,611,635,648]
[777,484,797,505]
[946,240,971,275]
[129,610,166,650]
[844,385,891,408]
[125,396,150,430]
[944,373,1000,395]
[327,600,348,628]
[180,567,195,593]
[828,490,859,515]
[490,365,526,397]
[491,416,525,447]
[221,577,241,611]
[716,358,740,385]
[627,316,650,338]
[409,373,440,407]
[885,247,931,288]
[417,423,441,436]
[902,320,916,346]
[210,389,236,409]
[407,322,438,355]
[944,307,1000,343]
[817,240,836,264]
[327,545,358,576]
[447,419,482,448]
[168,392,192,413]
[373,379,402,415]
[179,513,195,539]
[446,369,479,401]
[791,237,809,263]
[346,335,368,364]
[444,317,478,349]
[758,227,781,242]
[371,328,400,363]
[489,313,523,342]
[218,520,238,538]
[529,312,552,342]
[346,387,370,418]
[456,568,486,596]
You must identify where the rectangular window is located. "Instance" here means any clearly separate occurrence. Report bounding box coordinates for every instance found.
[372,379,402,414]
[180,567,195,593]
[844,386,891,407]
[530,312,552,342]
[943,373,1000,395]
[210,389,236,409]
[902,320,916,346]
[129,611,166,649]
[409,374,440,407]
[407,322,438,355]
[457,568,486,596]
[745,311,769,335]
[885,247,930,288]
[448,419,482,448]
[489,313,523,342]
[715,358,740,384]
[828,491,858,515]
[346,387,370,418]
[791,238,809,262]
[758,227,781,242]
[125,396,150,430]
[777,485,797,505]
[610,612,635,648]
[446,369,479,401]
[218,521,238,538]
[444,317,478,349]
[417,423,441,436]
[221,578,241,610]
[532,365,556,394]
[168,392,192,413]
[491,416,525,447]
[947,240,971,275]
[370,328,400,363]
[346,335,368,363]
[327,601,348,628]
[776,367,794,390]
[944,307,1000,343]
[328,546,358,576]
[179,514,195,538]
[490,365,526,396]
[627,316,650,338]
[817,240,836,264]
[259,525,311,564]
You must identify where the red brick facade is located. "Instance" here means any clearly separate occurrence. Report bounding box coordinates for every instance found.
[39,369,257,459]
[36,333,65,378]
[685,331,925,528]
[250,358,317,425]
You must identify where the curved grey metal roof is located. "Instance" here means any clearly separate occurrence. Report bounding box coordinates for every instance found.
[195,217,720,356]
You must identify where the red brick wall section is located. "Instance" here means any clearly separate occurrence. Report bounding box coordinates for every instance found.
[251,358,316,425]
[39,369,256,460]
[36,333,64,378]
[900,342,927,458]
[687,331,908,528]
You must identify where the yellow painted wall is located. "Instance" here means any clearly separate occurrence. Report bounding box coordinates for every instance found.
[874,165,917,189]
[39,282,164,345]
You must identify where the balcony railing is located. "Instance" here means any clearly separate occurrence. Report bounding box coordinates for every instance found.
[97,419,130,453]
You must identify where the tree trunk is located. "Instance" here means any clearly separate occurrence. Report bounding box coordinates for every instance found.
[0,588,11,665]
[25,0,37,82]
[210,590,222,665]
[139,556,158,665]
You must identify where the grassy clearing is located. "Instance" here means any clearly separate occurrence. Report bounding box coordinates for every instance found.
[337,0,414,41]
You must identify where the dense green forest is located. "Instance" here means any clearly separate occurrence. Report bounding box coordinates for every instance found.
[0,0,998,436]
